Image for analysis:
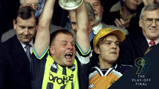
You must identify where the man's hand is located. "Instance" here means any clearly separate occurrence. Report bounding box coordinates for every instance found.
[143,0,154,5]
[114,18,130,29]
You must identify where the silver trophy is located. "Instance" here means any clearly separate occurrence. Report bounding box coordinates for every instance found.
[59,0,84,10]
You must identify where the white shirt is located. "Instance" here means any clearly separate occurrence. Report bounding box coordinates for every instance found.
[146,38,159,47]
[92,23,103,35]
[20,40,33,53]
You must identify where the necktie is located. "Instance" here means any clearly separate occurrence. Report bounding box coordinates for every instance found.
[25,44,31,62]
[149,40,156,46]
[35,0,46,18]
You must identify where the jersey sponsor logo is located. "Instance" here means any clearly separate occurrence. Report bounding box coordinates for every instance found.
[49,72,74,85]
[89,83,96,88]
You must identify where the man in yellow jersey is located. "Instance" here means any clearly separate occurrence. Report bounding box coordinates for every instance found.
[31,0,91,89]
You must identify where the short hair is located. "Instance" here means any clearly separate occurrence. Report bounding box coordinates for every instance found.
[50,29,74,45]
[85,1,95,21]
[15,6,38,24]
[140,4,159,18]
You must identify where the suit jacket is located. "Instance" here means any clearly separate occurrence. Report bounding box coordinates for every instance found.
[119,33,149,65]
[0,35,31,89]
[1,24,64,43]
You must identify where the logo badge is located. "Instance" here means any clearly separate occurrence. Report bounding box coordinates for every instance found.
[134,57,151,74]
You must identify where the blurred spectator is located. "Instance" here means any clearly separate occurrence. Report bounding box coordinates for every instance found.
[85,0,128,35]
[104,0,144,35]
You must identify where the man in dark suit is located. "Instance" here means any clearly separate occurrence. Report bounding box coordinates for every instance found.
[1,0,64,43]
[119,4,159,65]
[0,6,37,89]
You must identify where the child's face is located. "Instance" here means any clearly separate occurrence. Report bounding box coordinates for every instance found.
[96,35,120,64]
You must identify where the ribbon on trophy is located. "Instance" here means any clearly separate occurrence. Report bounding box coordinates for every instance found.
[35,0,46,18]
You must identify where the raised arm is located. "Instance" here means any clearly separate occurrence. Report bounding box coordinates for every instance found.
[75,1,90,53]
[34,0,56,56]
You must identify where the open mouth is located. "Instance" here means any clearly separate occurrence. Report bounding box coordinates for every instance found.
[110,52,117,54]
[65,53,73,60]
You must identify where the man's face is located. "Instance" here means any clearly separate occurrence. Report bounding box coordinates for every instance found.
[14,15,36,44]
[139,10,159,40]
[69,11,93,34]
[50,33,76,67]
[123,0,142,11]
[95,35,120,64]
[23,0,39,10]
[85,0,103,26]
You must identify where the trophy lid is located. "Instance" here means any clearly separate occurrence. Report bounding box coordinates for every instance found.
[59,0,84,10]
